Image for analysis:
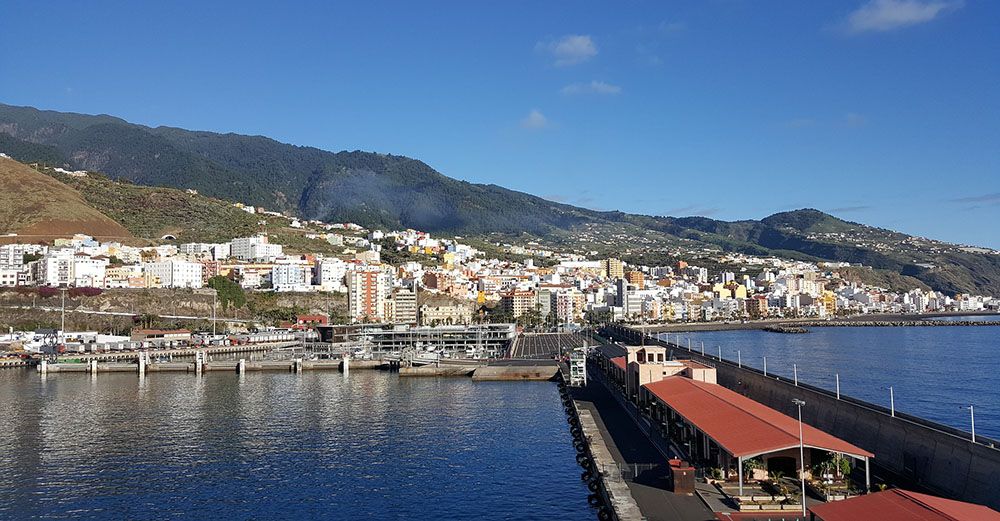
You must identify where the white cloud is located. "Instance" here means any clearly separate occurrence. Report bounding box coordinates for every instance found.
[536,35,597,66]
[520,109,549,129]
[844,0,962,33]
[561,80,622,96]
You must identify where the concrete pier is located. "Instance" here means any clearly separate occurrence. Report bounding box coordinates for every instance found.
[400,365,478,377]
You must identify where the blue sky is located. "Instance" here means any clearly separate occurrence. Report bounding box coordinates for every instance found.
[1,1,998,247]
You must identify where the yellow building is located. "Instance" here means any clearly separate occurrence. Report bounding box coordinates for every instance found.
[602,258,624,279]
[821,290,837,316]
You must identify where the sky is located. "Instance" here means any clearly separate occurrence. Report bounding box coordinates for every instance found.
[1,1,998,247]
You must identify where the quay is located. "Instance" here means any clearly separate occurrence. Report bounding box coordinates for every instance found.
[602,324,1000,513]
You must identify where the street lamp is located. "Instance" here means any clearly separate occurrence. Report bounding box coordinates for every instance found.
[792,398,807,518]
[963,405,976,443]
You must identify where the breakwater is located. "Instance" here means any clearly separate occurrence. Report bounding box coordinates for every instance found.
[604,324,1000,511]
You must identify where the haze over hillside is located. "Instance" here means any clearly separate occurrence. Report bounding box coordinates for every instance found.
[1,102,999,296]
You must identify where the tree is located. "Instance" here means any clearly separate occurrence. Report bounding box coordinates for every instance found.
[207,275,246,311]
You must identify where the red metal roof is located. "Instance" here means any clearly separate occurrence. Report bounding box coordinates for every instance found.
[610,356,626,370]
[809,489,1000,521]
[643,376,874,459]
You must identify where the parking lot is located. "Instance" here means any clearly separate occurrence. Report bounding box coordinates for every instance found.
[510,332,593,359]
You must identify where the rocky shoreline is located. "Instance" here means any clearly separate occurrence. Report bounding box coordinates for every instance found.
[639,314,1000,333]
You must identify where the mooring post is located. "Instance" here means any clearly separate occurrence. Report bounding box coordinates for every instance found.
[137,352,146,377]
[342,354,350,375]
[195,351,204,375]
[238,358,246,375]
[294,358,303,373]
[90,359,98,375]
[39,359,47,374]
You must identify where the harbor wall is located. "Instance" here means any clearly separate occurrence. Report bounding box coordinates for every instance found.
[604,325,1000,510]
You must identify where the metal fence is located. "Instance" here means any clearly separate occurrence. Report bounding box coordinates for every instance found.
[599,463,670,485]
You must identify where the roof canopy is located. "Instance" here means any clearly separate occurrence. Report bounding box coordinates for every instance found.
[809,489,1000,521]
[610,356,626,371]
[643,376,874,459]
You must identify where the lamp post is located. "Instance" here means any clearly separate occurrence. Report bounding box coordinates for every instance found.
[964,405,976,443]
[793,398,807,518]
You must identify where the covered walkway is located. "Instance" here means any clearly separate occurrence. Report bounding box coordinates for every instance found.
[643,376,874,498]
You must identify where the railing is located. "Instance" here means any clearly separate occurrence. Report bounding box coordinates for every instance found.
[599,463,668,484]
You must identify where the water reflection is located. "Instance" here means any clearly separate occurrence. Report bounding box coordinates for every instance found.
[0,369,589,520]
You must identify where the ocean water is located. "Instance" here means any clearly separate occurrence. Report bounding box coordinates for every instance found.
[661,325,1000,440]
[0,370,590,520]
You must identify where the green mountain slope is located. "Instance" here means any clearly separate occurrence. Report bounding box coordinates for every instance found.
[1,102,997,296]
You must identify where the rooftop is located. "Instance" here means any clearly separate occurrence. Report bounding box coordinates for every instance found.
[809,489,1000,521]
[644,376,874,459]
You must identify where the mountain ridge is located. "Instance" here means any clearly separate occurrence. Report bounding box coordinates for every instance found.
[1,102,997,296]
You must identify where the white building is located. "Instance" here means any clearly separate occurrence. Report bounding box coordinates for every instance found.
[31,250,74,287]
[143,260,204,289]
[313,257,348,292]
[0,244,26,270]
[231,236,283,262]
[271,264,311,292]
[72,254,108,288]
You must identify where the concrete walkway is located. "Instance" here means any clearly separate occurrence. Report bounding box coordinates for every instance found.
[572,372,716,521]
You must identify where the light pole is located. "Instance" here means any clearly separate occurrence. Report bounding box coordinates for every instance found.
[793,398,807,518]
[212,289,218,336]
[964,405,976,443]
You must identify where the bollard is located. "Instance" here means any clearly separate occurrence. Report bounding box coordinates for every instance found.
[342,354,350,375]
[294,358,302,373]
[238,358,246,374]
[90,360,98,374]
[195,351,204,375]
[39,360,47,374]
[137,352,146,377]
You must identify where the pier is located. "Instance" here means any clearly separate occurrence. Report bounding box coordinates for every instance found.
[604,323,1000,512]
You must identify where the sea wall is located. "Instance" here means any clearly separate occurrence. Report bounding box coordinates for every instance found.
[604,324,1000,510]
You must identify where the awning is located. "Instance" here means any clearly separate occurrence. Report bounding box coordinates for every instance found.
[643,376,874,460]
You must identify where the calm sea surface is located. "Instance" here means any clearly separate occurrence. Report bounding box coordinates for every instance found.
[0,370,590,520]
[660,323,1000,440]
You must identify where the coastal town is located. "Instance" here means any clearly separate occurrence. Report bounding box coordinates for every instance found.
[0,198,997,340]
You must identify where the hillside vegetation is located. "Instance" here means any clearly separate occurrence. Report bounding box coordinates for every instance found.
[0,156,132,241]
[1,103,998,296]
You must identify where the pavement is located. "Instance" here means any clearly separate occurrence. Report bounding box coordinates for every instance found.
[572,369,716,521]
[510,332,592,359]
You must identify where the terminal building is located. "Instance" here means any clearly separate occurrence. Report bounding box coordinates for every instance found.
[315,323,516,358]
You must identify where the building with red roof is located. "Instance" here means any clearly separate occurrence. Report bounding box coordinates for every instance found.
[809,488,1000,521]
[643,375,874,498]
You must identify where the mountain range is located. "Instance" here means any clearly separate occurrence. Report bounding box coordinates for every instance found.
[1,102,998,297]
